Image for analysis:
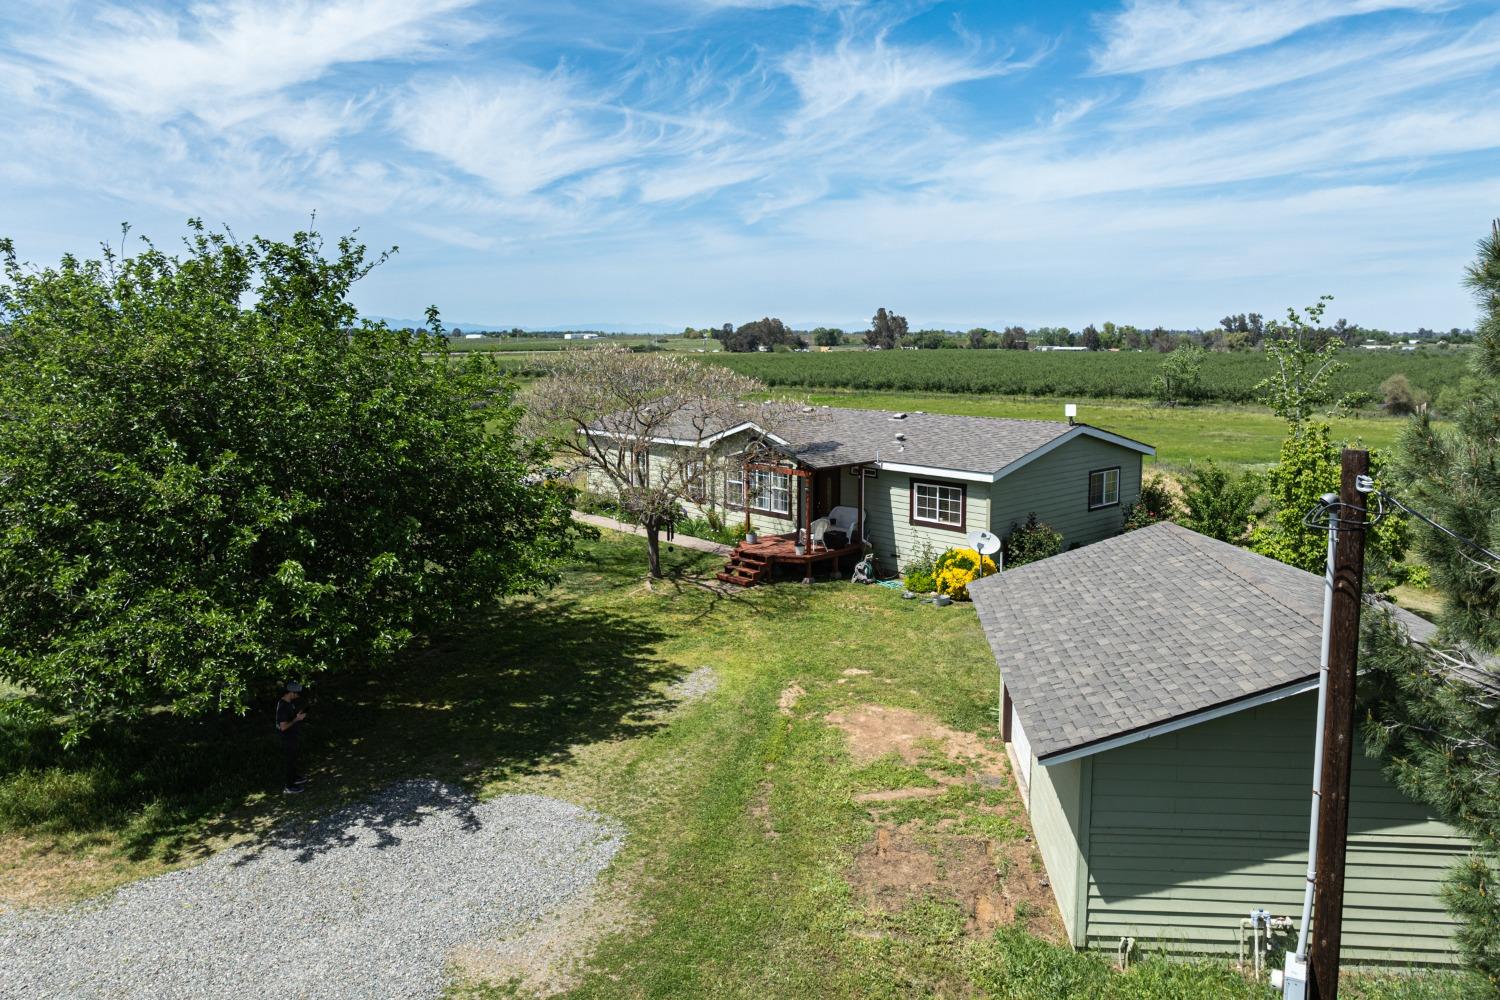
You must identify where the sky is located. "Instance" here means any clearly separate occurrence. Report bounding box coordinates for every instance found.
[2,1,1498,332]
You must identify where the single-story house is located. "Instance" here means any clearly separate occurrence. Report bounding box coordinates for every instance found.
[969,521,1468,966]
[585,405,1153,583]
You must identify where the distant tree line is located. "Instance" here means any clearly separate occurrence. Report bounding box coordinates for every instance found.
[681,306,1474,355]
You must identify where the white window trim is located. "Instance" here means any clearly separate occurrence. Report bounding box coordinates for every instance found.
[1088,467,1120,510]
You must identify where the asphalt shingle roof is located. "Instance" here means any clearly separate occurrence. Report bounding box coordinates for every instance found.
[780,407,1078,471]
[968,521,1436,761]
[609,403,1149,474]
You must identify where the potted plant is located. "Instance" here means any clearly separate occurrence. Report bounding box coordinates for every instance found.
[745,528,759,545]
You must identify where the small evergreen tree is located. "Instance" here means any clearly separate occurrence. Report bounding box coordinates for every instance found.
[1360,222,1500,990]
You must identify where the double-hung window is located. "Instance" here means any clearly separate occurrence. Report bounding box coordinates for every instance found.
[910,479,965,530]
[748,469,791,515]
[1088,467,1121,510]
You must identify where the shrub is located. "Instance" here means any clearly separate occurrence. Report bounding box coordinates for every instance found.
[901,539,939,577]
[1180,462,1260,543]
[932,547,997,600]
[1381,373,1428,415]
[1122,474,1181,532]
[903,570,936,593]
[1004,514,1064,568]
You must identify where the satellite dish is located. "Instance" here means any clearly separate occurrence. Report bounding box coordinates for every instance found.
[967,529,1001,556]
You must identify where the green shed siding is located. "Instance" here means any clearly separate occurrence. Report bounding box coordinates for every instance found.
[989,436,1143,550]
[1026,755,1092,946]
[1081,693,1466,965]
[860,471,990,572]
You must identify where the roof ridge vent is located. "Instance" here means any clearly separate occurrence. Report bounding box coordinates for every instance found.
[889,412,908,420]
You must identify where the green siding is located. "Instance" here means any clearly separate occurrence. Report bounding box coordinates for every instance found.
[585,442,798,536]
[859,471,990,572]
[1027,755,1091,945]
[989,437,1143,551]
[584,431,1148,568]
[1080,693,1468,966]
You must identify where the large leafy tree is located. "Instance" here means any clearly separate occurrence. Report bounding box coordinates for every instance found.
[0,223,578,741]
[1360,222,1500,991]
[865,307,908,349]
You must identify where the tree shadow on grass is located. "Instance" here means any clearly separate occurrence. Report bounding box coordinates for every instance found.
[0,598,673,877]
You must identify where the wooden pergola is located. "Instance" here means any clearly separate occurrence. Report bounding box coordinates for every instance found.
[726,458,867,585]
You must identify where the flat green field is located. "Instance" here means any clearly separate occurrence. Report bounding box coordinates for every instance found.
[704,347,1470,405]
[0,533,1477,998]
[797,390,1418,470]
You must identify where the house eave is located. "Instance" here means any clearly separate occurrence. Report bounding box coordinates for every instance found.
[1034,675,1319,767]
[585,422,792,450]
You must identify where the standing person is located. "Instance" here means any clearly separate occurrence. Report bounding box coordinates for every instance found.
[275,682,308,794]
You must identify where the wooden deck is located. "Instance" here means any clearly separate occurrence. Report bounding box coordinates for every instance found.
[717,533,863,587]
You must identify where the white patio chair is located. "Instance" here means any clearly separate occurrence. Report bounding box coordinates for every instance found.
[810,517,831,552]
[826,505,860,544]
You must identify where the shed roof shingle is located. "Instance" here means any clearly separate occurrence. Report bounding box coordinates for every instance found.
[969,521,1436,761]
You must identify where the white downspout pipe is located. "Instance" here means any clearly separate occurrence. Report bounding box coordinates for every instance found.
[1294,494,1340,963]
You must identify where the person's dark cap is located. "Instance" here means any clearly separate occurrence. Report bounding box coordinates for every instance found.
[285,681,303,693]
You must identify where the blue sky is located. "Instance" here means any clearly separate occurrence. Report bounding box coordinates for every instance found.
[2,1,1498,331]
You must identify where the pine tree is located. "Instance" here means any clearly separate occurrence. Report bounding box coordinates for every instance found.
[1359,220,1500,993]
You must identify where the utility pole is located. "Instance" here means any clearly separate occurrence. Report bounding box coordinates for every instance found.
[1306,448,1369,1000]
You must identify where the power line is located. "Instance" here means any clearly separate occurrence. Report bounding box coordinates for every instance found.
[1371,484,1500,574]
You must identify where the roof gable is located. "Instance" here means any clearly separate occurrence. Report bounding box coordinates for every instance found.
[970,522,1435,762]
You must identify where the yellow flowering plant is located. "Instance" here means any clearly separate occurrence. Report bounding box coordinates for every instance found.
[932,547,997,601]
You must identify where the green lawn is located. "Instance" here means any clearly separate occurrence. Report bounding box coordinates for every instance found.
[796,390,1418,471]
[0,533,1480,998]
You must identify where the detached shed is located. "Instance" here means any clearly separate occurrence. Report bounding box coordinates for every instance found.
[969,522,1468,966]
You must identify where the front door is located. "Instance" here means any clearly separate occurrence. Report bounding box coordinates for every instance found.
[811,469,840,518]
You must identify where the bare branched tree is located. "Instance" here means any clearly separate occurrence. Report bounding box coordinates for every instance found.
[522,349,803,578]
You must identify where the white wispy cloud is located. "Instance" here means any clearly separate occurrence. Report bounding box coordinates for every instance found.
[1092,0,1446,75]
[394,74,634,198]
[782,30,1022,125]
[1133,25,1426,110]
[9,0,486,120]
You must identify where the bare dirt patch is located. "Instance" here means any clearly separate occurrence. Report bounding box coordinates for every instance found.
[824,704,1005,773]
[848,823,1064,942]
[831,703,1064,942]
[852,787,945,804]
[749,780,778,839]
[777,683,806,715]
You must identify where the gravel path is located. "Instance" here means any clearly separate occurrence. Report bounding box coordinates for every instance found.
[0,779,623,1000]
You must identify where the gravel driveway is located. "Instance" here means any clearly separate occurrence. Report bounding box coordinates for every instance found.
[0,779,624,1000]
